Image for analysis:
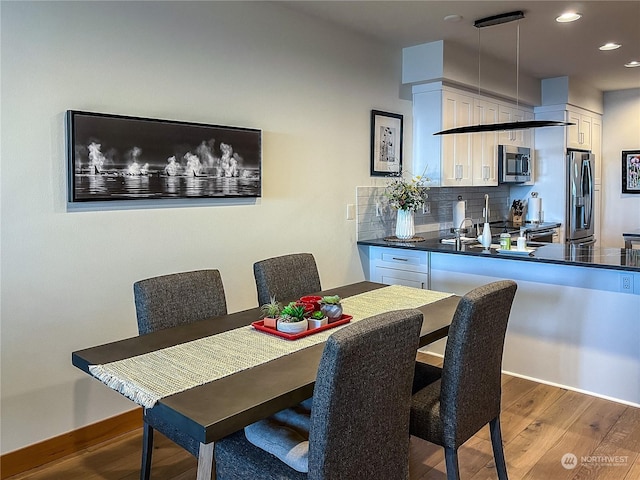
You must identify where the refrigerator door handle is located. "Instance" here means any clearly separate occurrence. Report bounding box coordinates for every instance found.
[582,159,593,229]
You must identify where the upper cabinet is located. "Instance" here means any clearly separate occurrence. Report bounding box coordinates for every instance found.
[440,90,473,185]
[536,104,602,184]
[473,99,500,186]
[498,106,534,148]
[591,115,602,185]
[412,83,532,187]
[567,107,594,150]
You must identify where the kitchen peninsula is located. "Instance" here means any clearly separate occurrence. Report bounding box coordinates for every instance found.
[358,237,640,406]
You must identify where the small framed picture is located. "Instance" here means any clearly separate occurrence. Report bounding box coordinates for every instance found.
[370,110,403,177]
[622,150,640,194]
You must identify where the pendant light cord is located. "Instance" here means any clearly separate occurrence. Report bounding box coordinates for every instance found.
[516,20,520,108]
[477,27,481,96]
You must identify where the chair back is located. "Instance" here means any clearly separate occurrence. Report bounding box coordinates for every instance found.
[133,269,227,335]
[307,309,423,480]
[253,253,321,305]
[440,280,517,448]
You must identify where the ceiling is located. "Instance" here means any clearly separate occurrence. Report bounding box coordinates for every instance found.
[280,1,640,93]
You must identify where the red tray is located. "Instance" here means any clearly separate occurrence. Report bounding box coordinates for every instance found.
[251,315,352,340]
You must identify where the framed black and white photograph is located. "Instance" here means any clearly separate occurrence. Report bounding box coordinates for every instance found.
[66,110,262,202]
[370,110,403,177]
[622,150,640,194]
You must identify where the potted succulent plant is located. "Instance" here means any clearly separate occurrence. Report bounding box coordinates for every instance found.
[308,310,328,329]
[320,295,343,322]
[277,302,308,334]
[260,296,281,329]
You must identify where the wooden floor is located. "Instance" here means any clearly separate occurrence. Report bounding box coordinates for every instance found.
[8,354,640,480]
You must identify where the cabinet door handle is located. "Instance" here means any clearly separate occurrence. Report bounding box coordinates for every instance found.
[392,257,408,261]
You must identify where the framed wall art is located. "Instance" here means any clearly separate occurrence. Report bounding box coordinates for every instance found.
[622,150,640,194]
[66,110,262,202]
[370,110,403,177]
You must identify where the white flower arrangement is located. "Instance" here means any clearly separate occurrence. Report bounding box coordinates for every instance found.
[384,173,429,211]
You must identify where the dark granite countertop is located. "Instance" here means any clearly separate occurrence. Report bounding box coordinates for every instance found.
[358,236,640,272]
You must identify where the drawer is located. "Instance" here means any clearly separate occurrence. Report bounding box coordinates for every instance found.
[373,266,428,289]
[370,246,428,273]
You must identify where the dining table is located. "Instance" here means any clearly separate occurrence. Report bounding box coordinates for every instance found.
[72,281,460,479]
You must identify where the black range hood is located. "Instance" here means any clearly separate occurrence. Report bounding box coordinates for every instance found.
[435,11,575,136]
[434,120,574,136]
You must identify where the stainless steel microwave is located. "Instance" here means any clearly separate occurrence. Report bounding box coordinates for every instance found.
[498,145,532,183]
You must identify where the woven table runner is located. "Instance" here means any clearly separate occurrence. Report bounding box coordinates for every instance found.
[89,285,452,408]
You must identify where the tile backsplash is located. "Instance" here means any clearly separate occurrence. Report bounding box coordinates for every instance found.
[356,185,512,240]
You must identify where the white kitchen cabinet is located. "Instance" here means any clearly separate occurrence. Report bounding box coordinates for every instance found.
[440,91,473,185]
[591,115,602,185]
[413,85,472,186]
[365,246,429,289]
[472,99,499,186]
[566,106,597,151]
[413,83,506,187]
[498,105,534,148]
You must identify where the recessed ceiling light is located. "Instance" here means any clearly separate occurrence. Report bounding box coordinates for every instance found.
[556,12,582,23]
[625,61,640,68]
[444,14,463,23]
[599,42,621,51]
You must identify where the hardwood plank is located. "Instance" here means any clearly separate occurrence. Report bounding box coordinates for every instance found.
[5,430,194,480]
[496,389,593,479]
[420,435,495,480]
[623,456,640,480]
[6,373,639,480]
[409,436,444,479]
[567,406,640,480]
[416,351,443,367]
[520,396,628,480]
[0,408,142,479]
[476,382,565,444]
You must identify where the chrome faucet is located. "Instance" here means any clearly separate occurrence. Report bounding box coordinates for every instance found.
[452,217,474,248]
[459,217,474,230]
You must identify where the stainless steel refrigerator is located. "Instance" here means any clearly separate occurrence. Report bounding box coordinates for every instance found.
[566,149,596,245]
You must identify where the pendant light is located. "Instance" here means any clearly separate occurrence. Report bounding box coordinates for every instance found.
[434,11,574,135]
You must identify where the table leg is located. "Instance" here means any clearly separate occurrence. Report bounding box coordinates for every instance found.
[196,441,215,480]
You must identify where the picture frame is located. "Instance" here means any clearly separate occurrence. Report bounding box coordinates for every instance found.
[66,110,262,202]
[622,150,640,194]
[370,110,403,177]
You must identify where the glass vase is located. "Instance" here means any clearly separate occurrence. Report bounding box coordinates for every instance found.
[395,209,415,240]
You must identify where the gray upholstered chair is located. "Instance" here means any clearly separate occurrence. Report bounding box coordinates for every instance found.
[133,269,228,480]
[409,280,517,480]
[134,269,227,335]
[253,253,322,306]
[214,309,424,480]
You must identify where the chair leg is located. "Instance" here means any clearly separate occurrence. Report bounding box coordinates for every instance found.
[141,421,154,480]
[444,447,461,480]
[489,417,509,480]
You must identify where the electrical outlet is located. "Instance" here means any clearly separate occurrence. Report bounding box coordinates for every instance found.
[422,202,431,214]
[620,274,633,293]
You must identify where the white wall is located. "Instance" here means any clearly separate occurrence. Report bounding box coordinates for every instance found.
[601,89,640,247]
[0,1,411,453]
[429,253,640,407]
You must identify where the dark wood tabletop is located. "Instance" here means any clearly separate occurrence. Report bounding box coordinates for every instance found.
[72,281,460,445]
